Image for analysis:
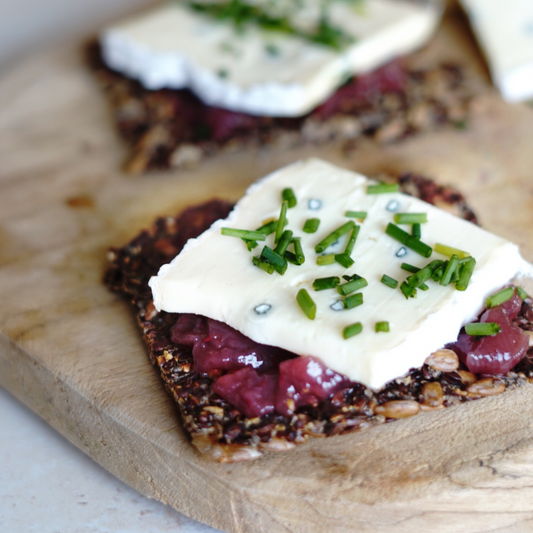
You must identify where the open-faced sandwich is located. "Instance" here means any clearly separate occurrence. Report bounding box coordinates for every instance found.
[89,0,475,173]
[105,159,533,462]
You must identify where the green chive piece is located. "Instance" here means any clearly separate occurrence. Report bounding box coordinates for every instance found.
[316,254,336,266]
[375,321,390,333]
[367,183,399,194]
[456,257,476,291]
[435,242,470,259]
[401,263,420,274]
[345,210,367,220]
[296,289,316,320]
[343,322,363,339]
[517,286,529,300]
[303,218,320,233]
[344,225,360,256]
[274,230,293,256]
[244,239,259,251]
[385,223,433,257]
[440,254,459,287]
[407,260,444,288]
[335,253,355,268]
[381,274,398,289]
[221,228,267,240]
[431,263,446,282]
[313,276,341,291]
[252,256,274,274]
[393,213,428,224]
[261,246,287,275]
[282,187,297,208]
[343,292,363,309]
[400,281,417,299]
[411,223,421,239]
[255,219,278,235]
[291,237,305,265]
[315,221,355,253]
[275,201,288,243]
[419,283,429,291]
[338,276,368,295]
[465,322,501,336]
[486,287,515,308]
[284,251,301,265]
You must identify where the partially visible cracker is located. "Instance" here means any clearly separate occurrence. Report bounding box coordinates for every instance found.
[88,41,476,174]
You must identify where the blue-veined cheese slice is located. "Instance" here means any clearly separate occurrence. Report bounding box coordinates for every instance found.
[100,0,441,117]
[460,0,533,103]
[149,159,532,389]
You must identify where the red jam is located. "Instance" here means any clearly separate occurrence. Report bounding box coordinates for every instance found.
[448,290,529,375]
[171,288,530,418]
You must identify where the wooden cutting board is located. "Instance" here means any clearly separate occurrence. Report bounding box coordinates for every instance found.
[2,9,533,533]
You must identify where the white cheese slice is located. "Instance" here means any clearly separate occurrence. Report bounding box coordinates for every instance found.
[100,0,441,117]
[460,0,533,102]
[149,159,532,389]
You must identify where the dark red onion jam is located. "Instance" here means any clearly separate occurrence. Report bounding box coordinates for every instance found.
[171,288,530,418]
[448,290,529,375]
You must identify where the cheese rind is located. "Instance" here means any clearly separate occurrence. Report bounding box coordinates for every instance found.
[149,159,532,389]
[100,0,441,117]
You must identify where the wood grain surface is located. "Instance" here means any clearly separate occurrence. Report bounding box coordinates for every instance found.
[2,10,533,533]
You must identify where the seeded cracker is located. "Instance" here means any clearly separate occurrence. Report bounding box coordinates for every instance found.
[104,174,533,462]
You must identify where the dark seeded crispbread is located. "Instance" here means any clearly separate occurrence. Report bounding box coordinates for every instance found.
[105,175,533,462]
[88,41,477,174]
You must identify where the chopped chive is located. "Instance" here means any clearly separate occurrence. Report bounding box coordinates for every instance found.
[313,276,341,291]
[244,239,258,251]
[407,260,443,288]
[338,276,368,295]
[465,322,501,336]
[282,187,297,208]
[284,251,301,265]
[385,223,432,257]
[411,223,421,239]
[291,237,305,265]
[343,274,360,282]
[255,219,278,235]
[315,221,355,253]
[316,254,336,266]
[296,289,316,320]
[517,286,529,300]
[401,262,420,274]
[375,321,390,333]
[252,256,274,274]
[335,253,355,268]
[303,218,320,233]
[419,283,429,291]
[431,263,446,282]
[345,210,367,220]
[367,183,399,194]
[343,292,364,309]
[261,246,287,275]
[434,242,470,259]
[400,281,417,299]
[380,274,398,289]
[344,225,360,255]
[343,322,363,339]
[274,230,293,256]
[393,213,428,224]
[440,254,459,287]
[221,228,267,240]
[486,287,515,308]
[456,257,476,291]
[275,201,288,243]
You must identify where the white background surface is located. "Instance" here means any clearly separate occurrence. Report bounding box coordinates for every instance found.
[0,1,221,531]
